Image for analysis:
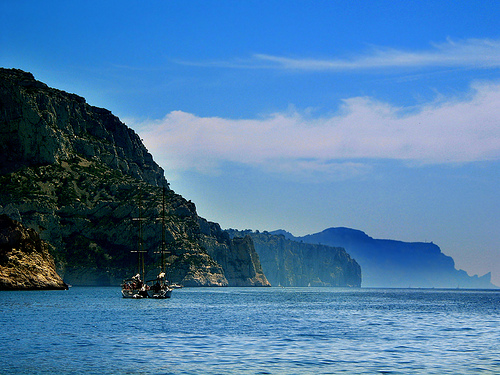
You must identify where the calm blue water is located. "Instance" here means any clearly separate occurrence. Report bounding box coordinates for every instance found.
[0,287,499,374]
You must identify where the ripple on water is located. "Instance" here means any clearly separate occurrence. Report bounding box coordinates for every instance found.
[0,287,499,374]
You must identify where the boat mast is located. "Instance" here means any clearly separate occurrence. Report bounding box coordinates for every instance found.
[140,198,145,281]
[132,191,147,282]
[161,185,166,274]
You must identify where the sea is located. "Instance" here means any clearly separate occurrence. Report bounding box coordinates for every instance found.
[0,287,499,374]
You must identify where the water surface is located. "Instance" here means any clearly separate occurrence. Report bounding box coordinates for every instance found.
[1,287,499,374]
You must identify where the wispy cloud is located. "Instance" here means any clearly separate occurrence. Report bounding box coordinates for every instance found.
[135,81,500,179]
[178,38,500,71]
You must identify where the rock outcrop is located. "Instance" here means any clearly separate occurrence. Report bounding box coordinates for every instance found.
[201,222,269,286]
[0,68,269,287]
[0,215,67,290]
[227,230,361,287]
[281,227,497,289]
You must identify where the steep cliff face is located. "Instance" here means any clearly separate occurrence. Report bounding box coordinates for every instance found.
[0,68,269,287]
[0,215,67,290]
[227,230,361,287]
[0,68,164,186]
[286,227,497,288]
[200,221,269,286]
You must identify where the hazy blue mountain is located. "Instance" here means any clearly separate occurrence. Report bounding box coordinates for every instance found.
[274,227,496,289]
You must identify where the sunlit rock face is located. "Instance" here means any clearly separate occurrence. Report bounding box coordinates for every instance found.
[201,224,270,287]
[0,68,269,287]
[0,215,67,290]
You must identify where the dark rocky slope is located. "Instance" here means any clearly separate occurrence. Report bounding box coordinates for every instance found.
[227,230,361,287]
[277,227,497,288]
[0,215,67,290]
[0,68,269,287]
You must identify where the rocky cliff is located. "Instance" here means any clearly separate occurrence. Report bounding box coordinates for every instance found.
[0,69,164,185]
[280,227,497,289]
[200,223,269,286]
[0,214,67,290]
[227,229,361,287]
[0,68,269,287]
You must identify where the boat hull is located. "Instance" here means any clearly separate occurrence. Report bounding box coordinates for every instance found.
[121,288,149,299]
[147,287,173,299]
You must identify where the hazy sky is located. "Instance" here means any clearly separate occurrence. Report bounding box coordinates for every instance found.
[2,1,499,286]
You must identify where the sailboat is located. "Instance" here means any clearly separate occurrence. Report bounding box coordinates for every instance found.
[147,186,173,299]
[121,192,150,298]
[121,186,173,299]
[121,273,148,299]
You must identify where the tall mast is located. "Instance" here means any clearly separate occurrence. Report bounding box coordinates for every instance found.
[161,185,166,274]
[138,193,144,281]
[132,190,147,281]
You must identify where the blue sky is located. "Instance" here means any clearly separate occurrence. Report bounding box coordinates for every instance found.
[2,1,499,285]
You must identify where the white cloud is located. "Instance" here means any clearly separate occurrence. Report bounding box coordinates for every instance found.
[181,38,500,71]
[135,81,500,178]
